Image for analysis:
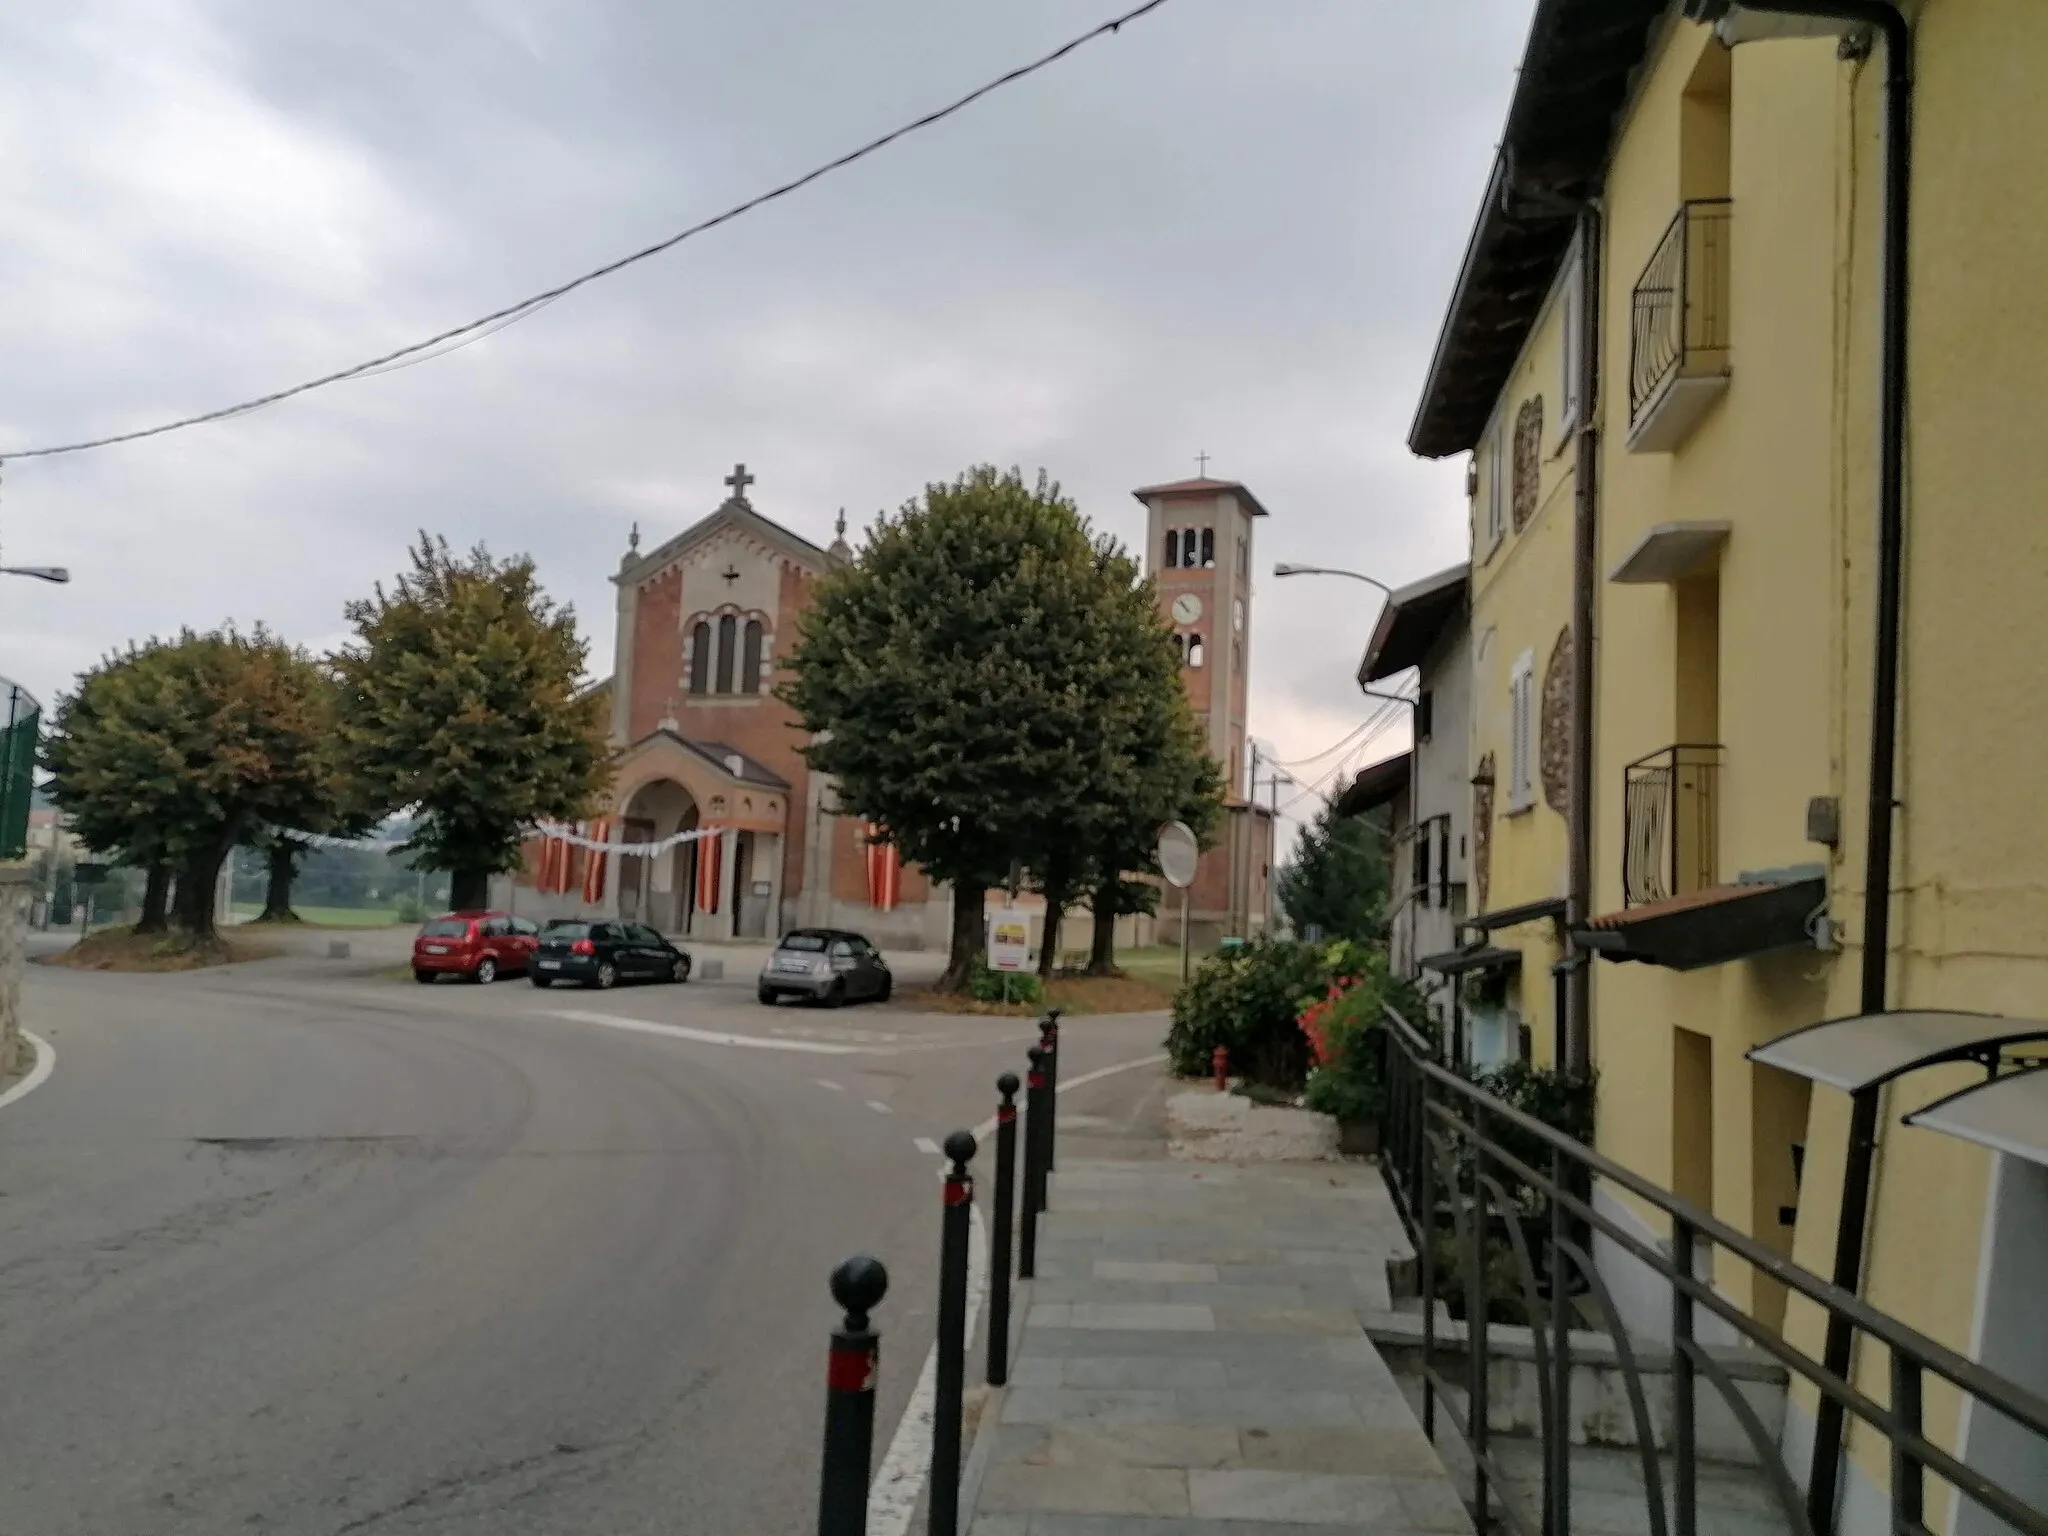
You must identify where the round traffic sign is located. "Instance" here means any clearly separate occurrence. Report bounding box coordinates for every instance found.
[1157,821,1199,888]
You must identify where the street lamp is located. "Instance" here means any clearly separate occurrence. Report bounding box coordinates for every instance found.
[1272,562,1393,598]
[0,566,68,584]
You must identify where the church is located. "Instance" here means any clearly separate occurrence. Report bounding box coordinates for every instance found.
[496,465,1275,951]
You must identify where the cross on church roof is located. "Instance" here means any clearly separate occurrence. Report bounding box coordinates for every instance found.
[1195,450,1211,477]
[725,462,755,500]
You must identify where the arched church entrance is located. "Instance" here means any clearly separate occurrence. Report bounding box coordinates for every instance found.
[617,778,700,935]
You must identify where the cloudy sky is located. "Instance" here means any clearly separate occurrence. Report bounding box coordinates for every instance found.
[0,0,1531,838]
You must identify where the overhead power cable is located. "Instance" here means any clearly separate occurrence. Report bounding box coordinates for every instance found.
[1263,690,1413,770]
[0,0,1178,465]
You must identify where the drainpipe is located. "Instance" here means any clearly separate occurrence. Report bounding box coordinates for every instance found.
[1684,5,1911,1530]
[1565,202,1602,1081]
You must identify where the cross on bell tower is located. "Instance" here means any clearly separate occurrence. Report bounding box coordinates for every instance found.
[724,463,755,503]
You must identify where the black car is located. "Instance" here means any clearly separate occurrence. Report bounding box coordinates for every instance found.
[530,919,691,989]
[758,929,891,1006]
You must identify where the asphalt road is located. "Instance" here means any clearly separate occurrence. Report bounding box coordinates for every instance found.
[0,942,1172,1535]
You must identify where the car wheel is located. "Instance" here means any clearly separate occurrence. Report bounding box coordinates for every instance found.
[530,976,551,989]
[590,961,618,990]
[824,979,847,1009]
[413,968,435,984]
[473,957,498,985]
[757,986,778,1006]
[670,957,690,984]
[875,975,893,1003]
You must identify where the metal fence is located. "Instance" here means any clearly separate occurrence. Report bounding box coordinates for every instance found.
[0,678,39,860]
[1374,1006,2048,1536]
[1622,744,1721,907]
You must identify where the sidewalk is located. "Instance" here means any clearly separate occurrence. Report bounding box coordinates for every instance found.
[966,1158,1473,1534]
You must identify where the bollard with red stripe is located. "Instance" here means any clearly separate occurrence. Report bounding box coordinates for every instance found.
[1018,1046,1049,1279]
[930,1130,978,1536]
[818,1254,888,1536]
[986,1074,1020,1386]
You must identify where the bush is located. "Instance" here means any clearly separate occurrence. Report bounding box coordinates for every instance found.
[968,961,1042,1006]
[1296,946,1430,1122]
[393,892,427,925]
[1166,936,1333,1088]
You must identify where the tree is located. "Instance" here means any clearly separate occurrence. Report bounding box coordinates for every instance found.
[779,467,1173,991]
[42,630,337,940]
[1277,794,1391,943]
[1082,706,1224,975]
[335,536,609,911]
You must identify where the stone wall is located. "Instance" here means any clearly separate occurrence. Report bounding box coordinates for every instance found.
[0,862,33,1079]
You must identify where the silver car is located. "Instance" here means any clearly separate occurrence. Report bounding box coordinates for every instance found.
[758,929,892,1006]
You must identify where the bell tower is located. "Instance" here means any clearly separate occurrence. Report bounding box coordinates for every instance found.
[1134,471,1274,941]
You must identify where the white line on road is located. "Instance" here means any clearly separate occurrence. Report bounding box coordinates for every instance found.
[912,1136,941,1155]
[551,1010,867,1054]
[815,1079,845,1091]
[866,1100,894,1115]
[0,1030,54,1113]
[869,1050,1166,1531]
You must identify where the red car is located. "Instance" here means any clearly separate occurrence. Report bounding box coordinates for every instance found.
[412,911,540,984]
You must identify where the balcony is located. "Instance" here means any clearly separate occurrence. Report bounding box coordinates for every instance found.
[1627,199,1732,453]
[1622,743,1721,906]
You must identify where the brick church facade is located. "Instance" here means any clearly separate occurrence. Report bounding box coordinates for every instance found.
[498,466,1274,950]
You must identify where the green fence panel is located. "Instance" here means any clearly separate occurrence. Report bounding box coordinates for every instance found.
[0,679,40,861]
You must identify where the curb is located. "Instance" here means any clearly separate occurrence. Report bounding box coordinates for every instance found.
[957,1271,1033,1528]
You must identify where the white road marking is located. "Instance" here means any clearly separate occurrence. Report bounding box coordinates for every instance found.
[868,1050,1166,1529]
[815,1079,845,1091]
[551,1010,865,1054]
[0,1030,55,1112]
[867,1200,986,1536]
[913,1136,941,1156]
[866,1100,894,1116]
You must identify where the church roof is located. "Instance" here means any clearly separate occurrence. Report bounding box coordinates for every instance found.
[1131,477,1272,518]
[619,726,791,791]
[615,471,844,588]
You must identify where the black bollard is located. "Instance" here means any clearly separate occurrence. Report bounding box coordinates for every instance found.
[818,1254,889,1536]
[1039,1009,1062,1176]
[930,1129,977,1536]
[987,1073,1020,1386]
[1023,1044,1050,1224]
[1018,1049,1044,1279]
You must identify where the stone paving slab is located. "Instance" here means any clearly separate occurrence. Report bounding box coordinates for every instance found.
[966,1158,1471,1534]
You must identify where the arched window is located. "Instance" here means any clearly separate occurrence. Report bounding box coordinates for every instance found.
[1171,633,1185,663]
[1164,528,1179,569]
[1200,529,1215,568]
[715,614,737,694]
[741,619,764,694]
[689,621,711,694]
[1187,633,1206,669]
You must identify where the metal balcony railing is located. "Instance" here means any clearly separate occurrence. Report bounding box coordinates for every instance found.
[1629,199,1734,430]
[1373,1009,2048,1536]
[1623,744,1721,907]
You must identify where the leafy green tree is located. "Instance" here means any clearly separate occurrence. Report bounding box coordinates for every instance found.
[335,536,609,911]
[780,466,1177,991]
[1277,794,1391,943]
[42,630,337,939]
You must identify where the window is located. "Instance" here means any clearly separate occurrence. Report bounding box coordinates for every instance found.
[1486,420,1507,550]
[1238,536,1247,572]
[1417,689,1435,743]
[1200,529,1215,568]
[689,621,711,694]
[1164,528,1179,569]
[1171,633,1185,663]
[1187,633,1206,669]
[1232,597,1244,633]
[511,917,538,937]
[1559,237,1585,440]
[1415,822,1433,902]
[741,619,764,694]
[1508,650,1536,810]
[715,614,737,693]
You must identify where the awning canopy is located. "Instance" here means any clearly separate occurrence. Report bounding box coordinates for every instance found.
[1335,753,1410,819]
[1903,1066,2048,1169]
[1748,1010,2048,1094]
[1466,895,1567,933]
[1575,877,1823,972]
[1418,944,1523,977]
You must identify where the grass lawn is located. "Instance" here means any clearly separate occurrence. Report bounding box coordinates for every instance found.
[1116,944,1211,990]
[231,902,405,929]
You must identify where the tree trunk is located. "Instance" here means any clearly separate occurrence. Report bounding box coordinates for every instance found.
[138,865,172,934]
[449,867,491,912]
[173,843,232,940]
[1087,876,1121,976]
[259,843,302,923]
[939,880,986,993]
[1037,889,1067,980]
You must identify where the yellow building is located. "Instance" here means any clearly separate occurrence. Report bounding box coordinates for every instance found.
[1408,2,2048,1531]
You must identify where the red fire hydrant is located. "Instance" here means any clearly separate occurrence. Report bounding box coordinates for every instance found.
[1212,1046,1229,1092]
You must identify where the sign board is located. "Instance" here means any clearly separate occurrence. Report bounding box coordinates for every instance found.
[987,907,1031,973]
[1157,821,1199,889]
[74,862,110,886]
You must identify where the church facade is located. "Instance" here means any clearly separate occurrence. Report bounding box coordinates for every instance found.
[498,466,1274,951]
